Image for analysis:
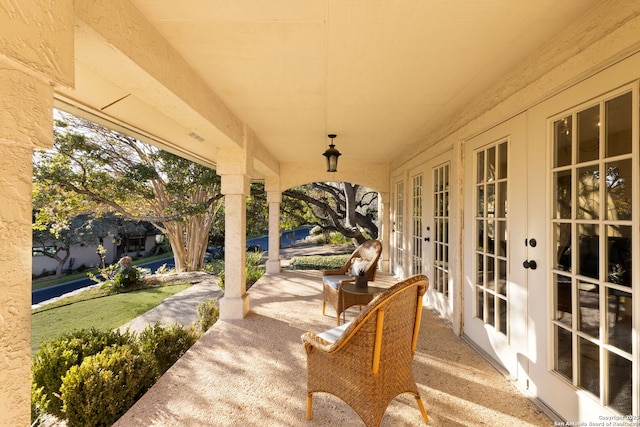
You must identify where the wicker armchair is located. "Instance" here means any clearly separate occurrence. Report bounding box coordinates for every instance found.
[322,240,382,325]
[302,274,430,426]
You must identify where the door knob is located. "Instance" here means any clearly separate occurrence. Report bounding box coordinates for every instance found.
[424,237,430,242]
[523,260,537,270]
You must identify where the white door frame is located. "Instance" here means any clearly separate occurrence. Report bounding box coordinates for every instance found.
[463,112,530,390]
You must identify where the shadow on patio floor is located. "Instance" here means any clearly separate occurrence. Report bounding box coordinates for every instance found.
[114,270,554,426]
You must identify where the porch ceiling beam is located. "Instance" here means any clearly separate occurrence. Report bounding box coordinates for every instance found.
[71,0,280,177]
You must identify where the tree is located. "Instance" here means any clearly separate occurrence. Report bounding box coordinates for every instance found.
[283,182,378,244]
[33,112,223,272]
[32,213,152,277]
[32,214,101,277]
[207,182,268,250]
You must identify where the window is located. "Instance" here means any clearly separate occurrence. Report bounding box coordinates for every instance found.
[126,237,146,254]
[32,246,57,257]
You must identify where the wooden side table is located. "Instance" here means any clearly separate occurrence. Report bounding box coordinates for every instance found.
[340,283,387,324]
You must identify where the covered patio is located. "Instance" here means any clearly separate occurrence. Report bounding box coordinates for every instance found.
[114,270,553,426]
[2,1,640,423]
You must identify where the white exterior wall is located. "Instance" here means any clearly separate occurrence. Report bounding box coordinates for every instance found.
[387,4,640,421]
[32,243,111,276]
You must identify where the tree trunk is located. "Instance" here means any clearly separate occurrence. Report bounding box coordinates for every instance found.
[159,186,220,272]
[51,248,71,278]
[344,183,358,230]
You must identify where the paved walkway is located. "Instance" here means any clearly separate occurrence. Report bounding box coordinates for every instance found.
[118,275,223,334]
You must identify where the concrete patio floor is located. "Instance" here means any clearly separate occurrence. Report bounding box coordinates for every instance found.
[114,269,556,426]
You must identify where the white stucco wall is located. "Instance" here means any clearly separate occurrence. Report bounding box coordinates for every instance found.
[0,2,74,424]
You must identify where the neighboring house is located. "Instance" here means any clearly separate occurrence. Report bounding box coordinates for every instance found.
[31,234,158,276]
[2,2,640,425]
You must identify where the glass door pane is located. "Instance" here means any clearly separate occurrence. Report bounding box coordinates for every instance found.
[433,163,450,297]
[394,181,404,276]
[474,141,509,336]
[412,174,423,275]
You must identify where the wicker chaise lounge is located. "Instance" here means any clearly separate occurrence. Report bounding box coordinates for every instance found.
[302,274,430,426]
[321,239,382,325]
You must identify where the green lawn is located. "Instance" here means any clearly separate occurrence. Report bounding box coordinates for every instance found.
[32,284,189,355]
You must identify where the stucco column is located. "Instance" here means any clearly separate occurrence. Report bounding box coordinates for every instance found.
[265,193,282,274]
[265,176,281,274]
[0,69,55,426]
[378,191,390,273]
[219,174,251,319]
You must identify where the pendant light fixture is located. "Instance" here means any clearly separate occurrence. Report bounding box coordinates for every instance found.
[322,134,341,172]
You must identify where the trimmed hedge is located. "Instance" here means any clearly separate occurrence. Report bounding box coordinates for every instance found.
[31,328,133,418]
[138,322,200,376]
[197,298,220,332]
[289,254,350,270]
[60,345,156,427]
[32,323,201,426]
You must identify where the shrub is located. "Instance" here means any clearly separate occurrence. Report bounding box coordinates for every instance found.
[31,381,48,426]
[197,298,220,332]
[203,258,224,275]
[245,251,265,288]
[246,265,265,287]
[155,263,171,274]
[137,322,200,377]
[216,251,265,290]
[217,270,225,290]
[60,345,156,427]
[289,254,351,270]
[327,231,349,244]
[88,263,119,284]
[90,256,145,293]
[31,328,133,418]
[32,324,200,425]
[114,265,141,288]
[245,250,263,267]
[310,225,323,235]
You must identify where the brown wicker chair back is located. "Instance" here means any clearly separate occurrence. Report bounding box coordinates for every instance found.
[321,240,383,325]
[302,274,430,426]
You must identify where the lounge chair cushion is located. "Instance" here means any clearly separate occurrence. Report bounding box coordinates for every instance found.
[316,321,352,343]
[322,274,351,290]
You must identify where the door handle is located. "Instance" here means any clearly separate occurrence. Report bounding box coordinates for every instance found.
[523,260,537,270]
[424,237,430,242]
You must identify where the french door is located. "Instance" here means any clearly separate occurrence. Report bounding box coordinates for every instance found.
[463,113,532,388]
[546,87,637,417]
[393,180,405,278]
[464,86,638,420]
[410,152,452,318]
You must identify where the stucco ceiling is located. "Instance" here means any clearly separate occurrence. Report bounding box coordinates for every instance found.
[58,0,603,175]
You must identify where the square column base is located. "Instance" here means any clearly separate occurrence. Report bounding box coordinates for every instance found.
[266,259,281,274]
[219,294,251,320]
